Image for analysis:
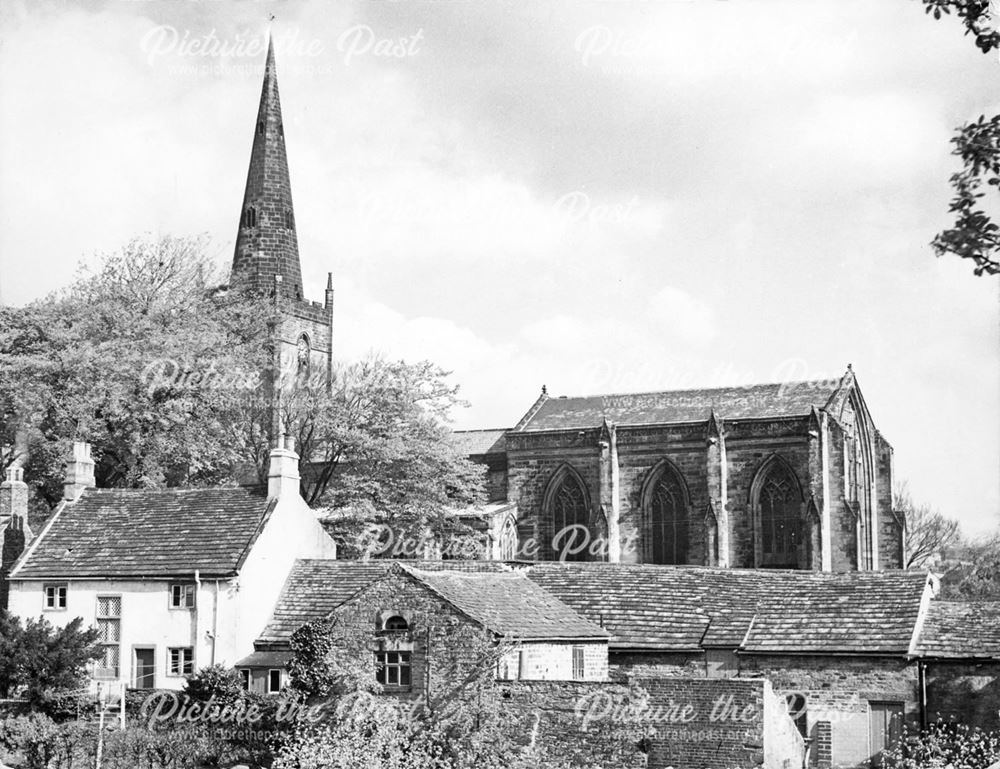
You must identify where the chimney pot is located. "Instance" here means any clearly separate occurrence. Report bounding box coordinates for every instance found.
[1,464,29,531]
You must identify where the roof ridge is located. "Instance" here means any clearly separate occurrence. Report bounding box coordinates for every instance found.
[548,379,841,401]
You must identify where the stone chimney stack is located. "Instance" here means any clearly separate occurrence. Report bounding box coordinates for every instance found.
[267,435,301,500]
[63,441,96,501]
[0,466,28,530]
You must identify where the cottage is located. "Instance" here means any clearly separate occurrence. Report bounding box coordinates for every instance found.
[5,439,337,692]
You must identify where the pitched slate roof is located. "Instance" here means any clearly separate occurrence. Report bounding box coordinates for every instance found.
[400,565,607,641]
[514,381,842,432]
[451,429,508,456]
[257,559,511,645]
[915,601,1000,659]
[12,488,274,579]
[524,563,931,654]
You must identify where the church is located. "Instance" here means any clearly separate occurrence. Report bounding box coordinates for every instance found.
[231,39,904,573]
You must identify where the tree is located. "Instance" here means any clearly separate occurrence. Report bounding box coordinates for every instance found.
[1,235,485,541]
[0,611,101,703]
[883,720,1000,769]
[919,0,1000,275]
[0,234,275,505]
[938,532,1000,599]
[227,354,487,553]
[894,483,962,568]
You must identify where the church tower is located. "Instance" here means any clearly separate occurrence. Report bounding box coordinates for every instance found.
[232,37,334,424]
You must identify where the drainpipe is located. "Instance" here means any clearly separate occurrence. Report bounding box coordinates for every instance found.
[918,659,928,731]
[212,580,220,666]
[194,570,202,666]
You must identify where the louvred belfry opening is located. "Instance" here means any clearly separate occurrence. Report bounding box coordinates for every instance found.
[232,37,303,299]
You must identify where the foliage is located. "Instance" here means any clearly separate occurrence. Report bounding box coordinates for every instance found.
[0,611,101,706]
[918,0,1000,276]
[894,483,962,568]
[938,531,1000,599]
[883,720,1000,769]
[277,574,645,769]
[0,234,275,505]
[1,234,486,545]
[0,712,223,769]
[289,617,344,700]
[180,663,245,707]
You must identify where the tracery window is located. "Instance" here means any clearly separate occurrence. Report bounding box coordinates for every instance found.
[549,473,589,562]
[759,463,801,568]
[647,469,687,564]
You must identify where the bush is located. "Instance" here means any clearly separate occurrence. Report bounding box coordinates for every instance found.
[884,720,1000,769]
[182,664,244,708]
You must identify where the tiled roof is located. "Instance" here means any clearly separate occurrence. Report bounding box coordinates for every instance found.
[916,601,1000,659]
[400,565,607,640]
[451,429,508,456]
[234,650,295,668]
[12,488,274,579]
[515,381,841,431]
[257,559,511,645]
[525,564,930,654]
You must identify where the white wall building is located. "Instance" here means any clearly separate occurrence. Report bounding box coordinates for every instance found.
[6,439,336,693]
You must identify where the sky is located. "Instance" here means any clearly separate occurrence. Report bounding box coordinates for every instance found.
[0,0,997,536]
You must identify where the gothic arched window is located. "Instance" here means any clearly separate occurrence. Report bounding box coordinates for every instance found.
[758,462,802,568]
[242,206,258,228]
[548,472,590,562]
[646,468,688,564]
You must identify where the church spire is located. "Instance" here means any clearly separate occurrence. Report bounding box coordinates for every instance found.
[232,36,304,299]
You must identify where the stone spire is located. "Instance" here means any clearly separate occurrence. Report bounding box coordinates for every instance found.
[232,36,304,299]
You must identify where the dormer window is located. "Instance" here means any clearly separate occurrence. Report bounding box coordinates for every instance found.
[242,206,258,228]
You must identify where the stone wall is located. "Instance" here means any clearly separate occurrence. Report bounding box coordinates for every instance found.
[924,661,1000,730]
[738,654,919,768]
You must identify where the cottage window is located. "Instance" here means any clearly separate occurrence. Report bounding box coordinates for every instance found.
[43,584,67,610]
[239,669,251,690]
[169,583,195,609]
[571,646,585,680]
[375,650,411,686]
[95,595,122,678]
[267,669,283,694]
[646,466,688,564]
[168,647,194,677]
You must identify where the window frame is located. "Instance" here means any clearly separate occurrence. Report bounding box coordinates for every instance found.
[374,650,412,689]
[266,669,283,695]
[167,647,194,678]
[94,595,122,679]
[168,583,196,610]
[43,583,67,611]
[239,668,251,690]
[571,645,585,681]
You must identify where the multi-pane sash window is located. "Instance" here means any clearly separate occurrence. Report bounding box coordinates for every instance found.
[375,651,411,686]
[169,583,196,609]
[95,596,122,678]
[168,647,194,677]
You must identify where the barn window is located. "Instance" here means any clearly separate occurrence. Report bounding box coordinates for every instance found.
[758,462,801,568]
[646,466,688,564]
[375,651,411,686]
